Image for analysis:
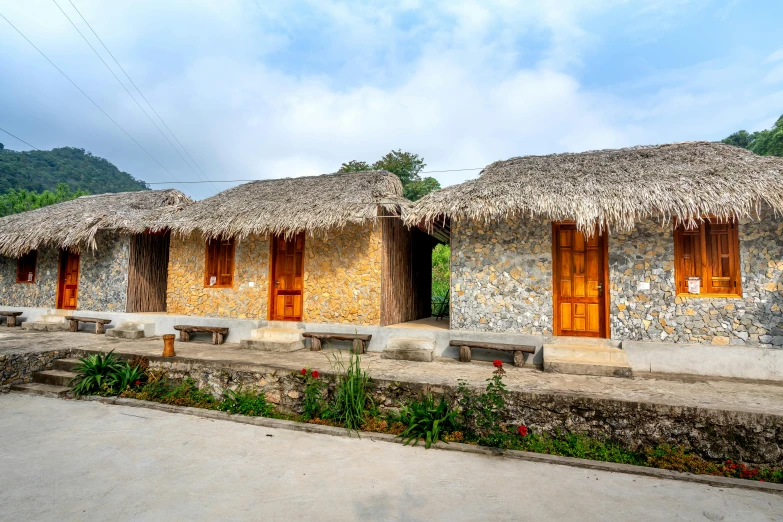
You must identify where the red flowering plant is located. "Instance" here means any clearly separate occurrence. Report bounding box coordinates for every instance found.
[297,368,326,420]
[455,360,511,448]
[517,425,528,437]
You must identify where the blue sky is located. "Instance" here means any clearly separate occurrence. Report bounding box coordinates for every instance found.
[1,0,781,200]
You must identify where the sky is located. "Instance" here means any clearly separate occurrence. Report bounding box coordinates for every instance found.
[1,0,782,200]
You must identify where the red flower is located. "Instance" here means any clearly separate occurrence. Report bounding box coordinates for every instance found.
[311,370,319,379]
[493,360,503,368]
[300,368,307,376]
[517,425,528,437]
[134,380,141,386]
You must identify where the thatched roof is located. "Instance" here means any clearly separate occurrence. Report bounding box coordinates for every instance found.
[159,170,409,239]
[407,142,783,233]
[0,189,192,257]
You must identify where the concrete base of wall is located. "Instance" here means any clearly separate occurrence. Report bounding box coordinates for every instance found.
[624,341,783,382]
[382,338,435,362]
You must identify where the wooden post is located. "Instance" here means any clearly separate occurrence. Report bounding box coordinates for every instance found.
[459,345,471,363]
[95,322,106,335]
[212,331,219,344]
[7,315,16,327]
[69,319,79,333]
[180,330,190,342]
[352,339,364,355]
[310,337,322,351]
[513,350,524,368]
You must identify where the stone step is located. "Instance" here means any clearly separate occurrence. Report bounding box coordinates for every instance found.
[239,338,304,352]
[543,343,629,364]
[543,359,633,378]
[382,338,435,362]
[10,382,70,397]
[21,321,69,332]
[105,322,155,339]
[249,327,304,342]
[52,358,82,371]
[33,369,77,387]
[543,341,632,378]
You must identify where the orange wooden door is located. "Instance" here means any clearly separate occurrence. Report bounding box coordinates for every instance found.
[270,233,304,321]
[553,224,607,338]
[57,250,80,310]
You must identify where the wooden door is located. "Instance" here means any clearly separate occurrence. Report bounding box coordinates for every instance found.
[552,223,608,338]
[57,249,80,310]
[270,233,304,321]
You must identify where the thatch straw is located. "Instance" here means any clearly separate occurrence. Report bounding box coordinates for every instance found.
[406,142,783,233]
[157,170,410,240]
[0,189,192,257]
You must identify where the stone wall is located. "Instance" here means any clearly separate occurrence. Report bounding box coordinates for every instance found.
[610,216,783,347]
[1,349,70,386]
[0,247,58,308]
[166,233,270,319]
[77,232,130,312]
[451,216,553,334]
[303,223,382,326]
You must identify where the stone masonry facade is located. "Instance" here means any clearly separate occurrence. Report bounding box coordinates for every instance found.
[0,247,59,308]
[166,233,270,319]
[303,223,382,326]
[77,232,130,312]
[451,216,553,334]
[452,214,783,348]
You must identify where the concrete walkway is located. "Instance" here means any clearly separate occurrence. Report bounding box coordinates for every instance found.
[1,394,781,521]
[3,330,783,416]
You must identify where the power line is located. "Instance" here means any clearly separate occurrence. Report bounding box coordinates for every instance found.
[0,11,194,197]
[65,0,220,194]
[145,167,485,185]
[0,127,40,150]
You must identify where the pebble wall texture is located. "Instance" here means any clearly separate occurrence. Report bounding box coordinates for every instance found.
[76,232,130,313]
[610,214,783,348]
[303,223,382,326]
[0,247,58,308]
[0,349,70,386]
[166,233,270,319]
[452,214,783,347]
[450,216,553,334]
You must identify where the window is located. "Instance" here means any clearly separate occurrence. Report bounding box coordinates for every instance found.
[16,250,37,283]
[204,238,235,288]
[673,219,741,297]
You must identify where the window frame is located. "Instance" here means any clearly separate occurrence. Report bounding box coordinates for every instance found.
[204,237,235,289]
[16,250,38,284]
[673,218,742,298]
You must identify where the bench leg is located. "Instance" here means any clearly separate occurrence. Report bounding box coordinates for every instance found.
[212,332,225,345]
[217,332,225,345]
[459,345,471,363]
[351,339,364,355]
[310,337,322,351]
[69,320,79,333]
[179,330,190,342]
[7,316,16,327]
[96,322,106,335]
[513,350,524,368]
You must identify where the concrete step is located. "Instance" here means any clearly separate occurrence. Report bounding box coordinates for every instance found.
[249,327,304,342]
[382,338,435,362]
[544,343,629,364]
[52,358,81,371]
[10,382,70,397]
[21,321,69,332]
[543,359,633,378]
[239,338,304,352]
[105,322,154,339]
[543,341,632,378]
[33,369,77,387]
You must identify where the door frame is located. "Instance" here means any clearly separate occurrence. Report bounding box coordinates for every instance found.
[550,222,611,338]
[268,233,305,321]
[56,248,80,310]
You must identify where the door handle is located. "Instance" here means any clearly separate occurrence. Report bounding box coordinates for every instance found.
[275,280,280,286]
[597,283,603,293]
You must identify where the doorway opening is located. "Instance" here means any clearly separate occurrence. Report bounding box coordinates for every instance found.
[56,248,80,310]
[269,233,305,321]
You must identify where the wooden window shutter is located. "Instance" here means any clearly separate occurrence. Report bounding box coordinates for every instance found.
[204,238,234,287]
[219,239,234,286]
[674,219,740,297]
[16,250,37,283]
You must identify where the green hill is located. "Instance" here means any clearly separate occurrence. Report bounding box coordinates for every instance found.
[0,144,149,194]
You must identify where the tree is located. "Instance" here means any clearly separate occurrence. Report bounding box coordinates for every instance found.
[338,149,441,201]
[0,183,89,217]
[722,114,783,157]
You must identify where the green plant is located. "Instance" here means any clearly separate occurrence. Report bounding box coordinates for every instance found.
[456,361,513,447]
[391,394,457,449]
[219,388,274,417]
[164,378,218,409]
[112,364,146,393]
[69,351,126,396]
[323,353,372,431]
[299,368,326,420]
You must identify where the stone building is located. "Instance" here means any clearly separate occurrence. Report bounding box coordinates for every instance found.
[0,189,191,316]
[408,142,783,377]
[160,171,435,335]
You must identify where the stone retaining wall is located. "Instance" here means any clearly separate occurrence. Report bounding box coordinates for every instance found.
[0,349,71,386]
[101,353,783,467]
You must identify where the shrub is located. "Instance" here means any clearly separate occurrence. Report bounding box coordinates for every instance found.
[391,394,457,449]
[164,378,218,409]
[299,368,326,420]
[69,351,126,396]
[323,353,372,431]
[219,389,274,417]
[112,364,146,393]
[456,362,513,447]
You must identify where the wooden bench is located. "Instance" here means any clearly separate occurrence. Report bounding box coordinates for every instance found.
[0,311,22,327]
[64,316,112,335]
[173,325,229,345]
[303,332,372,354]
[449,340,535,367]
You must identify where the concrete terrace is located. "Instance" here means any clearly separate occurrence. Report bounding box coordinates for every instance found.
[2,329,782,417]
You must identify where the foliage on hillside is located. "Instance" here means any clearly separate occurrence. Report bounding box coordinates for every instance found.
[0,144,148,195]
[722,114,783,157]
[0,183,89,217]
[338,149,441,201]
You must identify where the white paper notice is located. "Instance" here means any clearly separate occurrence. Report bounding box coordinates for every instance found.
[210,276,217,286]
[687,277,700,294]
